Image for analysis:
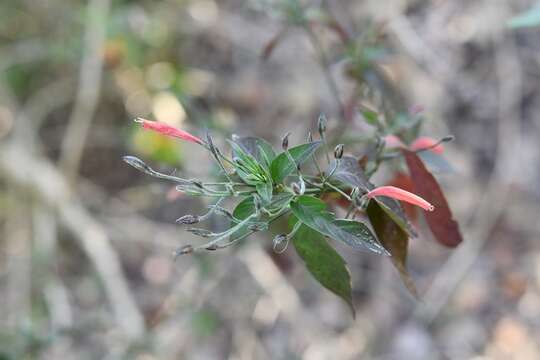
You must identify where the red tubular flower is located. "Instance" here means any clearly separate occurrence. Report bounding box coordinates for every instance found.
[409,136,444,154]
[366,186,435,212]
[135,118,204,145]
[383,135,406,149]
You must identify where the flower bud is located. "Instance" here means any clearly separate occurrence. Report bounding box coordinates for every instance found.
[334,144,344,159]
[272,233,289,253]
[291,182,304,195]
[318,113,327,136]
[176,214,200,224]
[174,244,194,257]
[307,131,313,143]
[281,132,291,150]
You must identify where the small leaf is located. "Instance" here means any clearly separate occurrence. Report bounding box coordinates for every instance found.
[256,181,273,204]
[270,141,322,183]
[231,197,256,240]
[367,201,418,297]
[261,28,287,60]
[290,216,355,316]
[290,195,387,255]
[403,150,463,247]
[330,156,371,191]
[233,136,276,167]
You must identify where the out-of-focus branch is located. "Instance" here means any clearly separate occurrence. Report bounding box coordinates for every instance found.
[0,144,145,340]
[59,0,110,182]
[412,29,523,324]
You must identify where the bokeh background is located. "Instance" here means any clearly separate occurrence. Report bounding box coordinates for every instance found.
[1,0,540,359]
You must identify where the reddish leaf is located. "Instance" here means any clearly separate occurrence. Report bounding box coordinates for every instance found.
[260,28,287,61]
[402,150,463,247]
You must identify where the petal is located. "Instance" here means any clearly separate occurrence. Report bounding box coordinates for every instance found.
[384,135,406,149]
[367,186,435,212]
[135,118,203,145]
[410,136,444,154]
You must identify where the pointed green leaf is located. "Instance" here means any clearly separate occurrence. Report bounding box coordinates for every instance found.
[234,136,276,167]
[270,141,322,183]
[256,181,273,204]
[290,195,387,255]
[230,197,256,240]
[290,216,355,315]
[367,201,418,297]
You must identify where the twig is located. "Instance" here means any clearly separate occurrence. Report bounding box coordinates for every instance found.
[59,0,111,182]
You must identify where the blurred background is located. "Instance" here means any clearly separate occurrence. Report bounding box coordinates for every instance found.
[1,0,540,359]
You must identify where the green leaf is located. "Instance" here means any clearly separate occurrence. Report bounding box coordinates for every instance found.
[228,140,271,186]
[507,6,540,29]
[233,136,276,167]
[367,201,418,297]
[256,181,273,204]
[330,156,371,191]
[290,195,387,255]
[231,197,256,240]
[290,216,355,315]
[270,141,322,183]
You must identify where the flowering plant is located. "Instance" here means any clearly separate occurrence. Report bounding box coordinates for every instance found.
[124,115,462,314]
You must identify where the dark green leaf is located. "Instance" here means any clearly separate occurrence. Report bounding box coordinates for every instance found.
[367,201,418,297]
[290,216,355,315]
[270,141,322,183]
[290,195,387,254]
[330,156,371,191]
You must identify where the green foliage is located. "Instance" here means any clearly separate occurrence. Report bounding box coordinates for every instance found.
[290,216,354,315]
[290,195,386,255]
[270,141,322,183]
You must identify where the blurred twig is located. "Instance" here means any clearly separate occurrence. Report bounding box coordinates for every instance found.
[412,27,523,324]
[0,144,145,339]
[59,0,110,182]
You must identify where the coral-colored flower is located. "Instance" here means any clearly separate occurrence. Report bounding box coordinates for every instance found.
[366,186,435,211]
[135,118,204,145]
[410,136,444,154]
[384,135,444,154]
[384,135,406,149]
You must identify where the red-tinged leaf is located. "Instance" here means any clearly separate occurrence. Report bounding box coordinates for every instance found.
[367,201,418,297]
[387,172,418,223]
[260,28,287,61]
[402,150,463,247]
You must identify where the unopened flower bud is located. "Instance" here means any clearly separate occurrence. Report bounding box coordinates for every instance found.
[334,144,344,159]
[272,233,289,253]
[174,244,194,257]
[291,182,304,195]
[281,132,291,150]
[318,113,327,136]
[307,131,313,143]
[187,228,214,237]
[176,214,200,224]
